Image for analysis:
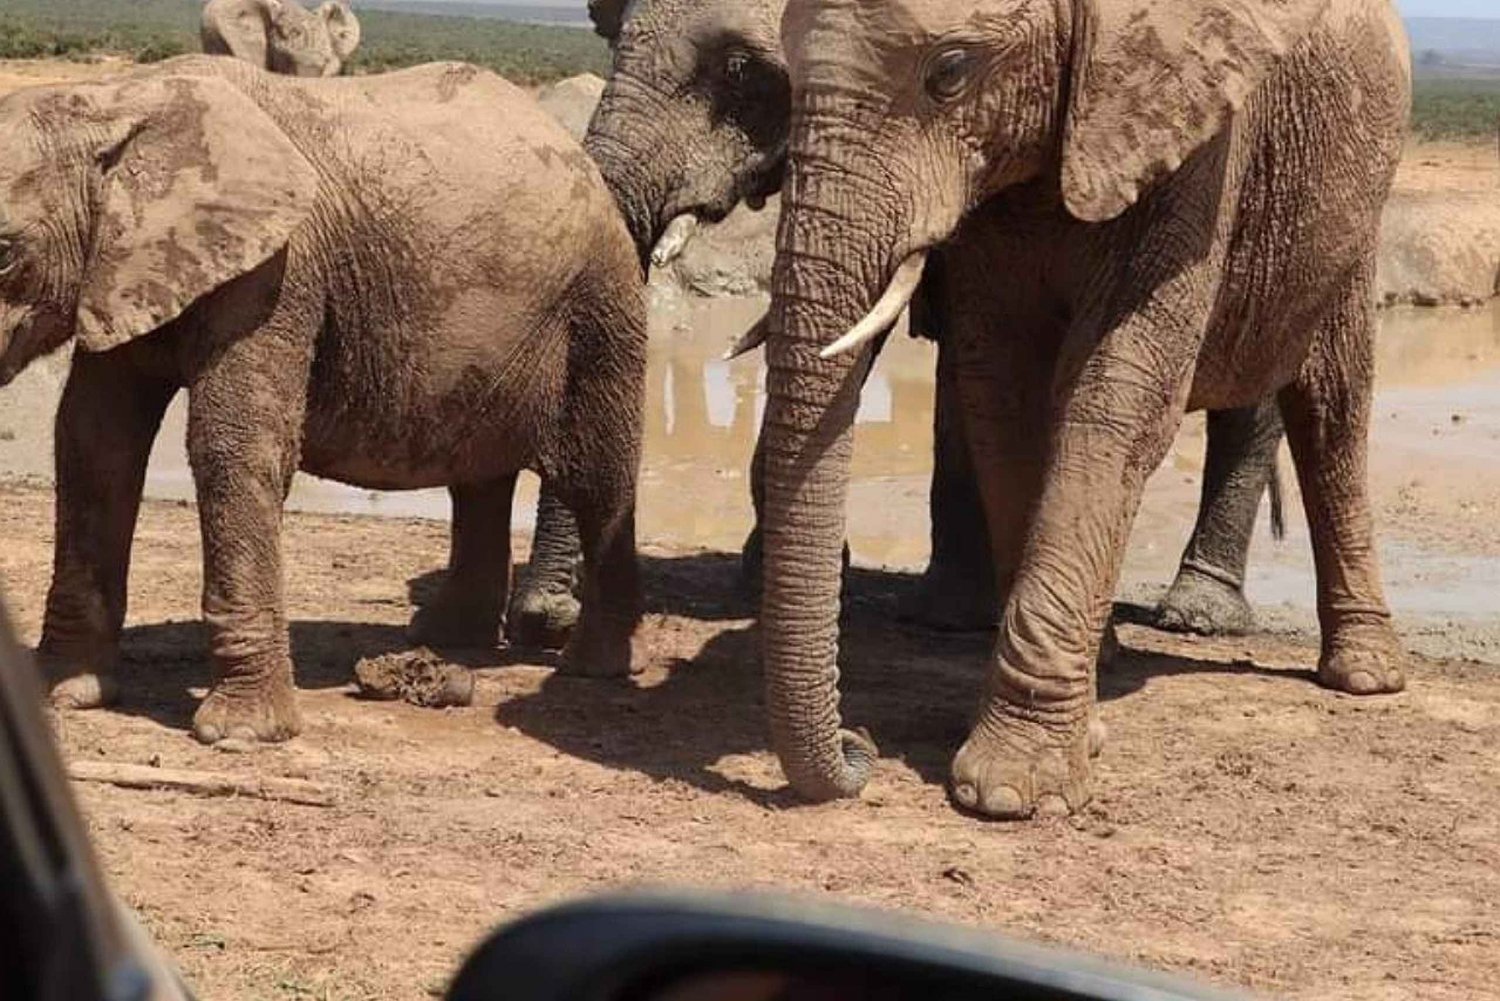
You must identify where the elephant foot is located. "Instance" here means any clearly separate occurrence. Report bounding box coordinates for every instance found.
[37,645,120,709]
[1318,623,1406,695]
[407,591,502,650]
[506,586,580,651]
[557,616,636,678]
[192,673,302,745]
[1151,563,1256,636]
[948,708,1093,820]
[894,570,996,633]
[47,671,119,710]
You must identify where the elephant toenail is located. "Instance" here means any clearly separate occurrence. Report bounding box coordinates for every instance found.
[1345,670,1379,695]
[952,782,978,809]
[195,724,223,745]
[1035,794,1071,818]
[981,784,1027,819]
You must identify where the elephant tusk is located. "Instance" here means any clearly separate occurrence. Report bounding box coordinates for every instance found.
[722,314,769,361]
[651,214,698,267]
[818,251,928,360]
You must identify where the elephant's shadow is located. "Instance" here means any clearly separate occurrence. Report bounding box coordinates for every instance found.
[108,618,413,732]
[491,554,1302,801]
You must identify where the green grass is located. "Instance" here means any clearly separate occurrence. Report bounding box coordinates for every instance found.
[1411,76,1500,141]
[0,0,608,84]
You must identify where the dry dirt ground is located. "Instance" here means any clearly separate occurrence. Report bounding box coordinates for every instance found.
[1,484,1497,1001]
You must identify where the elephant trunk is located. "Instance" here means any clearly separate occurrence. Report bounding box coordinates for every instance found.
[583,73,680,269]
[760,125,905,800]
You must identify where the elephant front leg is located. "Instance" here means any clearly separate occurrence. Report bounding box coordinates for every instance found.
[1154,399,1284,636]
[186,345,311,745]
[410,477,518,649]
[507,481,583,650]
[39,353,176,709]
[950,318,1195,819]
[1279,269,1404,695]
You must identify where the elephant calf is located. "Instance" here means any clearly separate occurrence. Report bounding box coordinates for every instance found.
[0,56,645,744]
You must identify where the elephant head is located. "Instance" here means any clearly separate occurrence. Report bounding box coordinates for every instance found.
[0,67,316,388]
[583,0,791,264]
[201,0,361,77]
[758,0,1334,800]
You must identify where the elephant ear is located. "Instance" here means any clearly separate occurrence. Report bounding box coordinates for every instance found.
[75,72,318,353]
[587,0,629,43]
[202,0,279,66]
[319,2,361,62]
[1060,0,1332,223]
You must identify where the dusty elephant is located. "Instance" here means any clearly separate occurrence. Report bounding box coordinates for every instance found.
[201,0,360,77]
[0,56,645,744]
[583,0,1286,637]
[756,0,1410,816]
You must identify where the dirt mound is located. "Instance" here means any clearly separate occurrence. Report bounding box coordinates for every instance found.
[532,72,606,142]
[1377,191,1500,307]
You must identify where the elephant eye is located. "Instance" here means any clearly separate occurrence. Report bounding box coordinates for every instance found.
[924,46,975,103]
[724,49,752,86]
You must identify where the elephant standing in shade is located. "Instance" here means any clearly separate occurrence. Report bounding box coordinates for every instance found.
[201,0,361,77]
[754,0,1410,817]
[0,56,644,744]
[582,0,1286,637]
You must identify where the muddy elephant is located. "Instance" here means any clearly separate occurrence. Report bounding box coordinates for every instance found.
[754,0,1410,817]
[201,0,360,77]
[0,56,644,744]
[583,0,1285,636]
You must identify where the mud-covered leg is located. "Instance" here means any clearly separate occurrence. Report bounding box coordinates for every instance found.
[38,350,176,709]
[898,335,998,631]
[187,324,313,745]
[1154,399,1284,636]
[1278,269,1404,696]
[507,480,583,650]
[409,477,518,648]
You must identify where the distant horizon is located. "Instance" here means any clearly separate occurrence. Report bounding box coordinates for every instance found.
[367,0,1500,14]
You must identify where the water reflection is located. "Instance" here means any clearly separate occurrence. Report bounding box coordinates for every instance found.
[3,298,1496,573]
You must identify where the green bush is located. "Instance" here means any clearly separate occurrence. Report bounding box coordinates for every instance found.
[1411,77,1500,141]
[0,0,608,85]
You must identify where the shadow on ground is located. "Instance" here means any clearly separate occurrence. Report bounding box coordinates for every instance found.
[493,552,1319,803]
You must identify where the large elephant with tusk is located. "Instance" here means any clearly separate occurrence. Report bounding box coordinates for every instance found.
[755,0,1411,817]
[201,0,361,78]
[583,0,1287,637]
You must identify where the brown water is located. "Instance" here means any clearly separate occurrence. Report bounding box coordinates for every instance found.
[2,298,1499,630]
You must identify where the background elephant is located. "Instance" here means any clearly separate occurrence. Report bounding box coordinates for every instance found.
[758,0,1409,816]
[201,0,360,77]
[583,0,1285,636]
[0,56,644,745]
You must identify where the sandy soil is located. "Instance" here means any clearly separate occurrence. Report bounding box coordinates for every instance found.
[1,484,1497,1001]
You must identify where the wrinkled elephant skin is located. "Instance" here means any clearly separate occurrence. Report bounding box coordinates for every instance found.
[760,0,1411,817]
[586,0,1287,638]
[0,57,645,745]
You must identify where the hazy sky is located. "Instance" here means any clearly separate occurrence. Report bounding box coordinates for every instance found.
[469,0,1494,12]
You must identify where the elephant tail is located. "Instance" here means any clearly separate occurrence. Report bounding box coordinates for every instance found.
[1268,461,1286,542]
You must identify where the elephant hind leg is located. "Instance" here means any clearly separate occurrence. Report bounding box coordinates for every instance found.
[1278,266,1404,695]
[1153,399,1285,636]
[40,351,177,709]
[409,476,519,650]
[506,481,583,651]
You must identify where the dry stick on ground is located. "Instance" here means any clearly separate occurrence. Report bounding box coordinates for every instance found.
[67,760,335,807]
